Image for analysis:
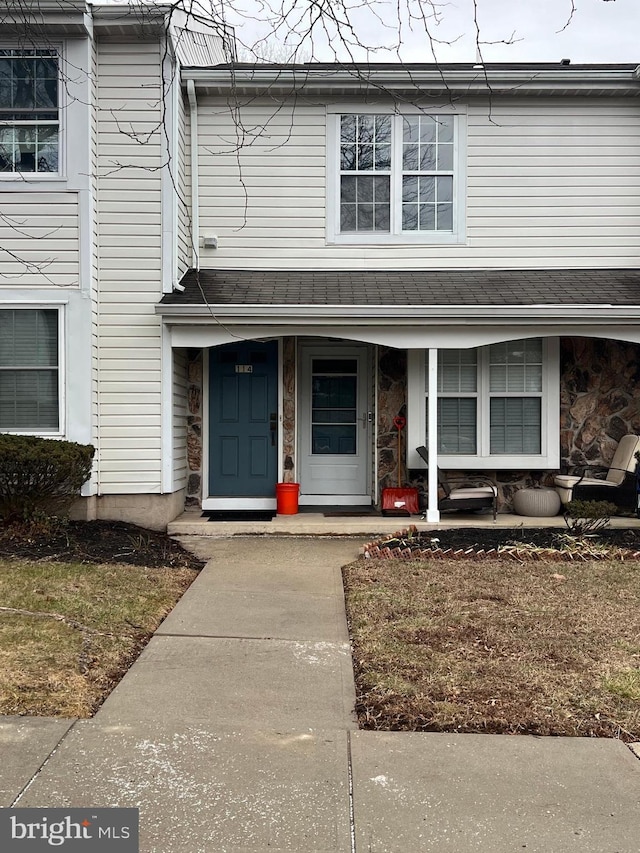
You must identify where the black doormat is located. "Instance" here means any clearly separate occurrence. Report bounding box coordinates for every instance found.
[323,511,380,518]
[202,511,275,522]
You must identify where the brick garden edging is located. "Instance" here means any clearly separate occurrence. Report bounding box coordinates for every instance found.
[362,526,640,562]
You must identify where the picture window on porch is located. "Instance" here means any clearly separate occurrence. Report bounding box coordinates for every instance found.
[410,337,559,470]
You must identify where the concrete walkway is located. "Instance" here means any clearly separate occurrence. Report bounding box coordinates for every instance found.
[3,536,640,852]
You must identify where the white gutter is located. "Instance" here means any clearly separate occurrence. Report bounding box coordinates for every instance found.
[187,79,199,269]
[182,65,640,96]
[156,304,640,323]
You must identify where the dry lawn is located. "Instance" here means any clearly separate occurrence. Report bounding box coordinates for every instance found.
[0,559,197,717]
[343,557,640,740]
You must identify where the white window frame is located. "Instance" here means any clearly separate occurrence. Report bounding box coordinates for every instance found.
[0,305,65,437]
[0,43,64,181]
[407,338,560,470]
[326,105,467,245]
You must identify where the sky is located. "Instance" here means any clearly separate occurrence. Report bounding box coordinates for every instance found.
[216,0,640,64]
[399,0,640,64]
[97,0,640,64]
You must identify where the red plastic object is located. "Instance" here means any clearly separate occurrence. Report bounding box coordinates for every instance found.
[276,482,300,515]
[381,487,419,515]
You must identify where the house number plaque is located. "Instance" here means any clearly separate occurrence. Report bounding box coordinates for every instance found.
[235,365,253,373]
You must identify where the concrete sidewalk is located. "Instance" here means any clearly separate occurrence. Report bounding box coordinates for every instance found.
[3,536,640,852]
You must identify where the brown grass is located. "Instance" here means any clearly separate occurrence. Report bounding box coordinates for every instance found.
[343,557,640,740]
[0,559,197,717]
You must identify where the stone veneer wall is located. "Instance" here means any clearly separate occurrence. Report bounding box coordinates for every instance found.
[185,349,203,507]
[282,337,296,482]
[561,337,640,468]
[377,347,408,492]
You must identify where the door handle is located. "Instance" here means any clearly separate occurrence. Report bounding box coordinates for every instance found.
[269,413,277,446]
[360,412,373,428]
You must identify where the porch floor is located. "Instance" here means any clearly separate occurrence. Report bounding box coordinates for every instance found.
[168,508,640,538]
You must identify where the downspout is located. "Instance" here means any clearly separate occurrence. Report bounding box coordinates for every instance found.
[187,79,199,269]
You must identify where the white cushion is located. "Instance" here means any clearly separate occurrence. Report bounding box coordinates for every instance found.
[449,486,496,499]
[606,434,640,484]
[553,474,615,489]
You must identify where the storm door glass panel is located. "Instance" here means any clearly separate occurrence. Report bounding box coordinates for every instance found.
[311,358,357,454]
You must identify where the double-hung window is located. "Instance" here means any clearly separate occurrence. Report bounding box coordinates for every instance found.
[0,49,59,174]
[408,338,560,469]
[0,309,61,433]
[330,110,464,243]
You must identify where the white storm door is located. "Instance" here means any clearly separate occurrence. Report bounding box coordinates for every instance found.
[299,344,371,501]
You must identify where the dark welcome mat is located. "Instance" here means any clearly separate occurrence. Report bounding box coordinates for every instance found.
[323,511,380,518]
[203,511,275,522]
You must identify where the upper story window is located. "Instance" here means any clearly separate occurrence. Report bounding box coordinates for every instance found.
[0,49,59,174]
[329,110,465,244]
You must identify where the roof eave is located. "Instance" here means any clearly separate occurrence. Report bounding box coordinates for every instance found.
[181,66,640,97]
[156,304,640,324]
[2,1,92,37]
[91,3,172,37]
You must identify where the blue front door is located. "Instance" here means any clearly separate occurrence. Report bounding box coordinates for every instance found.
[208,341,278,497]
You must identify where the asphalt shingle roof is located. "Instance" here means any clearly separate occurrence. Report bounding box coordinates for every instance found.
[160,269,640,308]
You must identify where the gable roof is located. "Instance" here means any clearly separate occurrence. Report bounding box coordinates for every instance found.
[161,268,640,309]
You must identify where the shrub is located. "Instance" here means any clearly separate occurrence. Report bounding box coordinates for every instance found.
[0,435,95,524]
[564,499,618,536]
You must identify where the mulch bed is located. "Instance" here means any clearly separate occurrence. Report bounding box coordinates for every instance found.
[364,524,640,561]
[0,520,204,570]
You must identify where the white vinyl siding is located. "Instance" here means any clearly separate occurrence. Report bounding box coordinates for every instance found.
[172,347,188,489]
[96,40,164,494]
[90,39,99,450]
[0,192,79,286]
[176,88,191,278]
[195,96,640,269]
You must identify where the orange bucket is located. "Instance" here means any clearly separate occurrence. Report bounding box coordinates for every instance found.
[276,482,300,515]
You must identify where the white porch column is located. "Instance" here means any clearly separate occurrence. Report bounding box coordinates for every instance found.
[426,347,440,523]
